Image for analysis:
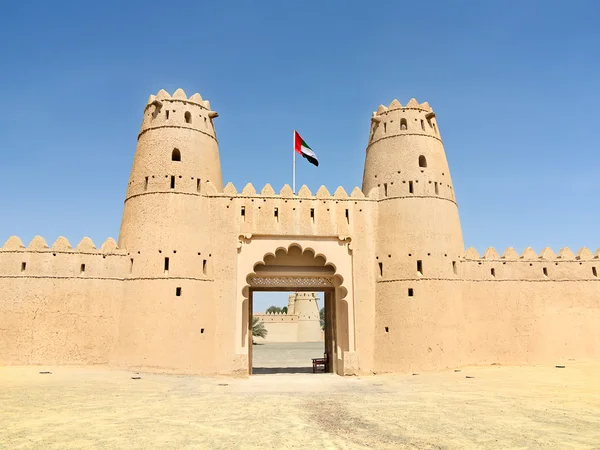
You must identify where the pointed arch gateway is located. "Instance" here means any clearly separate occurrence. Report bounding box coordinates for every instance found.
[236,236,356,376]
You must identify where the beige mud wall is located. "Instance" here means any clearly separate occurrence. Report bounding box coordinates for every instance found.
[253,313,299,343]
[0,236,127,365]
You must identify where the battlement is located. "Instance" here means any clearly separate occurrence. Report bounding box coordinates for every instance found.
[138,88,219,139]
[0,235,128,278]
[368,98,440,145]
[459,245,600,281]
[212,182,376,200]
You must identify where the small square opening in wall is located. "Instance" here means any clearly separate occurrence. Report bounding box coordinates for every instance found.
[176,287,182,296]
[21,262,26,272]
[408,288,414,297]
[385,327,389,333]
[543,267,548,277]
[200,328,205,334]
[593,267,598,278]
[80,264,86,273]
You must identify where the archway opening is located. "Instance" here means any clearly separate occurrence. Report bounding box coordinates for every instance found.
[242,244,347,376]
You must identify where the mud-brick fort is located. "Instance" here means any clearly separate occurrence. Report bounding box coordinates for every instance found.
[1,88,599,376]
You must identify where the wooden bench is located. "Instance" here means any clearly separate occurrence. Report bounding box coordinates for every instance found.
[312,353,328,373]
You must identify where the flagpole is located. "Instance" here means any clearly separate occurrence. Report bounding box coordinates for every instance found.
[292,130,296,194]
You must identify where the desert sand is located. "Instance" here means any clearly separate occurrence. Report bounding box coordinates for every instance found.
[2,344,600,449]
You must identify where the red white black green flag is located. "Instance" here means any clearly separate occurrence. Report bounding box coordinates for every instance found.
[294,130,319,167]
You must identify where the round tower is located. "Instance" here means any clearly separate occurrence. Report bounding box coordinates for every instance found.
[291,292,322,342]
[112,88,223,373]
[362,98,465,372]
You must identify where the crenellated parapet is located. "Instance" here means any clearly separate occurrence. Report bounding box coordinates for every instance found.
[460,246,600,281]
[139,88,218,140]
[206,182,377,238]
[368,98,440,146]
[0,235,129,279]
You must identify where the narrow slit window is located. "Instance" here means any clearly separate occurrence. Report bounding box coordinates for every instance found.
[197,178,201,192]
[409,181,414,194]
[543,267,548,277]
[129,258,134,274]
[385,327,389,333]
[419,155,427,168]
[421,119,425,131]
[400,118,407,130]
[383,122,387,133]
[184,112,191,124]
[170,176,175,189]
[80,263,86,273]
[434,182,439,195]
[310,208,315,222]
[202,259,207,275]
[345,208,349,224]
[408,288,414,297]
[164,257,169,272]
[274,207,278,220]
[452,261,457,275]
[21,262,26,272]
[204,117,207,127]
[378,262,383,277]
[241,206,245,220]
[200,328,205,334]
[166,110,170,120]
[383,183,388,197]
[491,268,496,277]
[172,148,181,161]
[417,260,423,275]
[593,267,598,277]
[176,287,182,296]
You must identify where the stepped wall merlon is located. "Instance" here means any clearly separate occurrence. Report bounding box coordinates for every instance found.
[0,236,128,278]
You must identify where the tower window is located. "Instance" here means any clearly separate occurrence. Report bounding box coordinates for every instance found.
[408,288,414,297]
[378,262,383,277]
[166,110,170,120]
[593,267,598,277]
[310,208,315,222]
[385,327,389,333]
[345,208,349,224]
[491,268,496,277]
[172,148,181,161]
[417,260,423,275]
[80,264,86,273]
[543,267,548,277]
[184,111,192,124]
[197,178,201,192]
[21,262,26,272]
[383,122,387,133]
[400,118,407,130]
[203,259,207,275]
[164,257,170,272]
[144,176,149,191]
[274,207,278,220]
[170,176,175,189]
[434,182,439,195]
[176,287,182,296]
[419,155,427,168]
[452,261,457,275]
[129,258,134,274]
[241,206,245,220]
[409,181,414,194]
[421,119,425,131]
[383,183,388,197]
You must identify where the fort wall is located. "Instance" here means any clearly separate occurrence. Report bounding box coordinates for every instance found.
[0,236,128,365]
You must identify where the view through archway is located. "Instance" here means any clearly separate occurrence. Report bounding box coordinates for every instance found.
[251,290,330,374]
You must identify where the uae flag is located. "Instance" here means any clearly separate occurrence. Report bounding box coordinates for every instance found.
[294,130,319,167]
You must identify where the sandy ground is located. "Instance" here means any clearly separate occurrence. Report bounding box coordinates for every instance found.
[2,347,600,449]
[252,341,324,373]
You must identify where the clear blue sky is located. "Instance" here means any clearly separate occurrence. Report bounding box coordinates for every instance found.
[1,0,599,299]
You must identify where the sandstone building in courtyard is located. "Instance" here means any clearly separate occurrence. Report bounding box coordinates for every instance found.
[1,88,598,376]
